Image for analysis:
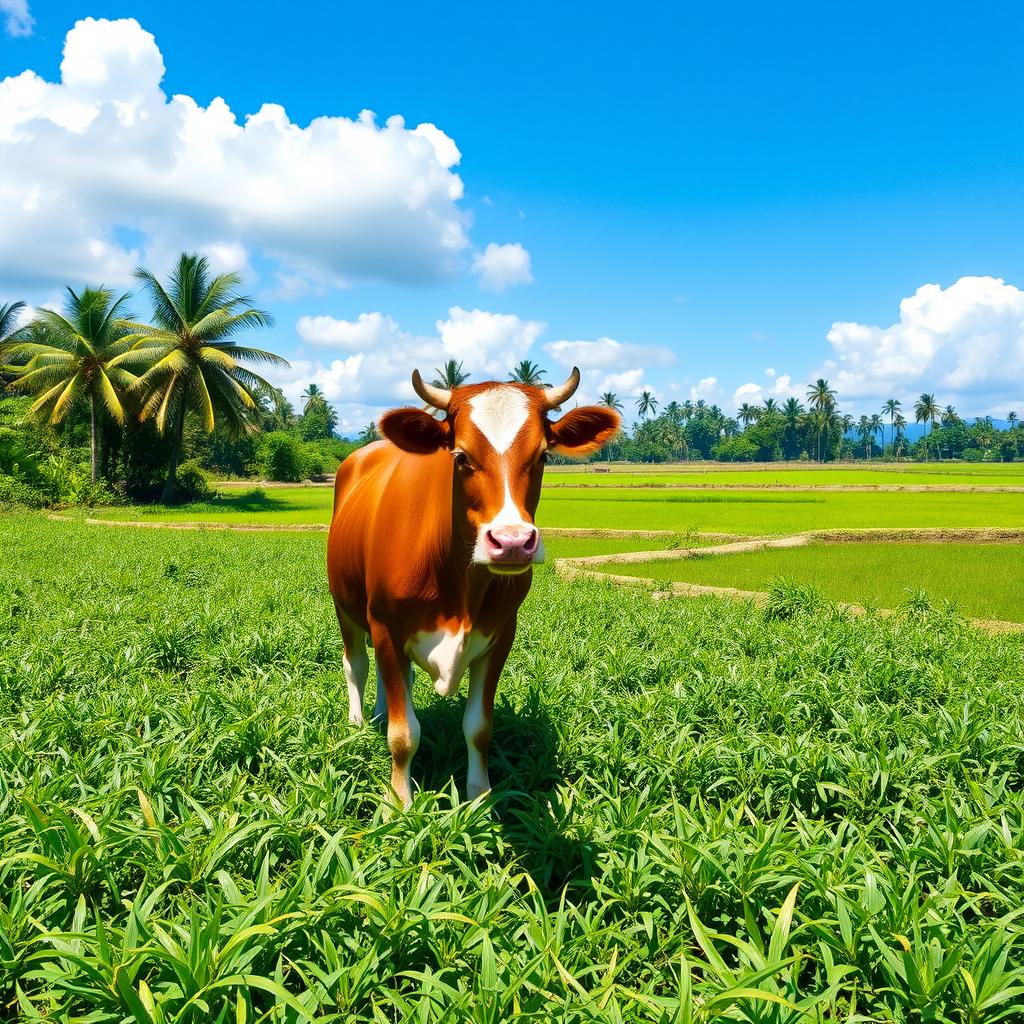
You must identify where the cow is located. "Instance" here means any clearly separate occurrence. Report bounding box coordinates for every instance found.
[327,367,620,806]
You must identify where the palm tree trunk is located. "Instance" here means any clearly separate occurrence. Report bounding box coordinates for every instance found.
[161,404,187,503]
[90,396,98,485]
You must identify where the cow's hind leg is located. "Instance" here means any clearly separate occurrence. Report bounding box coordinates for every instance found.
[335,605,369,726]
[464,623,516,800]
[370,623,420,807]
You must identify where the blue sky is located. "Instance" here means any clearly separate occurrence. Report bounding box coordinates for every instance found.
[2,0,1022,428]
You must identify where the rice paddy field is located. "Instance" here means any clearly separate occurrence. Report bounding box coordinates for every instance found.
[88,482,1024,535]
[3,513,1024,1021]
[4,461,1024,1021]
[587,541,1024,624]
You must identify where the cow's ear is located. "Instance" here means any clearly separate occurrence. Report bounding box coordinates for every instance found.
[548,406,621,456]
[378,407,450,454]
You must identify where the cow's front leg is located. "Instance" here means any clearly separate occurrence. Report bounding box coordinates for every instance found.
[370,623,420,807]
[463,623,515,800]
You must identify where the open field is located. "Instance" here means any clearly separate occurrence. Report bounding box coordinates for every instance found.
[88,482,1024,534]
[546,463,1024,488]
[3,513,1024,1020]
[587,541,1024,623]
[540,488,1024,534]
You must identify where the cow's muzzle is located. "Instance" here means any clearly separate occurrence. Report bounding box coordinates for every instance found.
[482,525,539,573]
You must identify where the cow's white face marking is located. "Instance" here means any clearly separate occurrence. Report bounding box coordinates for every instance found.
[468,387,529,454]
[408,628,491,697]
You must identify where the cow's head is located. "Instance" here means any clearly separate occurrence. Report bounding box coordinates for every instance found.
[378,368,620,575]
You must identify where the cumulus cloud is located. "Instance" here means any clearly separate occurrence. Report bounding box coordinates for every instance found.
[437,307,545,376]
[471,242,534,291]
[689,377,721,402]
[544,336,672,408]
[1,0,32,36]
[731,371,801,409]
[268,306,546,424]
[0,17,470,291]
[821,276,1024,408]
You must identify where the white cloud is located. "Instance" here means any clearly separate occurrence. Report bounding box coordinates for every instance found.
[1,0,32,37]
[270,306,545,422]
[731,371,801,409]
[545,337,674,371]
[690,377,721,402]
[437,307,545,377]
[542,336,671,410]
[296,311,404,350]
[471,242,534,291]
[0,18,469,291]
[822,276,1024,408]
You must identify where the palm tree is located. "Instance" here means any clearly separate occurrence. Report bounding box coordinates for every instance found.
[358,422,379,445]
[599,391,624,413]
[762,398,779,417]
[1009,411,1019,431]
[806,378,837,461]
[432,359,469,389]
[782,397,804,459]
[942,404,959,426]
[3,287,143,483]
[893,412,907,460]
[636,390,658,420]
[301,383,326,413]
[126,252,286,502]
[0,301,27,344]
[0,300,28,388]
[914,392,941,461]
[882,398,901,456]
[737,403,759,428]
[665,400,683,426]
[856,415,874,459]
[869,413,884,456]
[508,360,547,386]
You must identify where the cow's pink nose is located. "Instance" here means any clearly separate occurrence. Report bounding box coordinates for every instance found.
[484,525,539,564]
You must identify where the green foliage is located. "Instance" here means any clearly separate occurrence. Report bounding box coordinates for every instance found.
[763,577,827,620]
[174,458,213,503]
[260,431,307,482]
[711,435,758,461]
[2,515,1024,1020]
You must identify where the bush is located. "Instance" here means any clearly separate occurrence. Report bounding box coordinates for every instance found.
[711,436,758,462]
[0,473,48,509]
[260,432,306,482]
[174,459,213,503]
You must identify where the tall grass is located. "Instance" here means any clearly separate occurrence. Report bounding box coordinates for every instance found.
[2,514,1024,1020]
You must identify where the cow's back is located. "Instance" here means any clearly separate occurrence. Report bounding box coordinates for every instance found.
[327,442,455,627]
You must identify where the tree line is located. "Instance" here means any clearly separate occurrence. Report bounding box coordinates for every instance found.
[3,284,1022,511]
[0,254,357,506]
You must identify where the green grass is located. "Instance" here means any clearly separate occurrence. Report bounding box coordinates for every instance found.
[88,482,1024,534]
[545,464,1024,487]
[539,487,1024,534]
[3,513,1024,1020]
[588,541,1024,622]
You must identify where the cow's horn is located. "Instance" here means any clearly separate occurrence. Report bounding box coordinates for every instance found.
[411,369,452,411]
[544,366,581,410]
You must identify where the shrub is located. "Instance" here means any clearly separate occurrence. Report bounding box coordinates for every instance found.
[0,474,48,508]
[260,432,306,482]
[174,459,213,503]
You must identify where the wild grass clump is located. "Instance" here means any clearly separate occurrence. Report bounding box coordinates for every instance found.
[2,513,1024,1020]
[763,576,827,620]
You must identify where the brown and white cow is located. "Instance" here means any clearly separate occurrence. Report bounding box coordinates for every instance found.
[327,367,620,805]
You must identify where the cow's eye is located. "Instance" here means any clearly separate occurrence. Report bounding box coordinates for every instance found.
[453,449,472,470]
